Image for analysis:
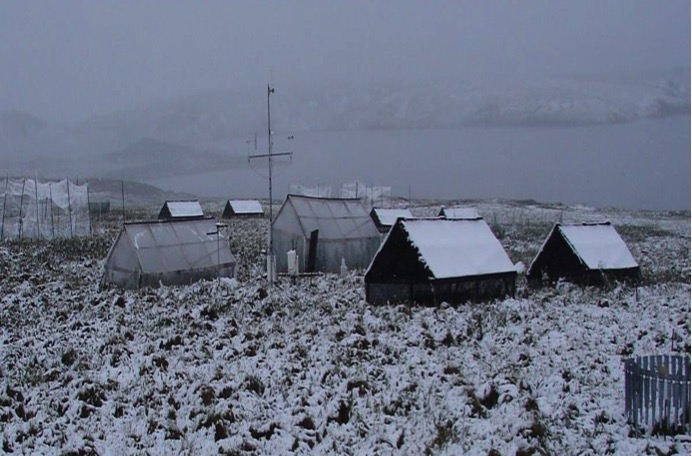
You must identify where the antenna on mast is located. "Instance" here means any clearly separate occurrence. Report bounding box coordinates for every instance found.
[245,134,257,153]
[248,84,293,288]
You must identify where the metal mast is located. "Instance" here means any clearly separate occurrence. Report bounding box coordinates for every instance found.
[267,85,274,276]
[248,84,292,287]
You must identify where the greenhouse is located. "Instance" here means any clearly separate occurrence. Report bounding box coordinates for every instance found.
[102,218,235,289]
[272,194,381,273]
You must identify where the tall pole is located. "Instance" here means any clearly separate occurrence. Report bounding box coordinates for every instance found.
[121,179,125,224]
[267,84,275,286]
[248,85,292,287]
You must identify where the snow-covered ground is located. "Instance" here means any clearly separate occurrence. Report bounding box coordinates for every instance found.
[0,199,689,454]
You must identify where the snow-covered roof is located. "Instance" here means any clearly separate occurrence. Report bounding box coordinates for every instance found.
[122,218,233,274]
[440,206,480,219]
[558,223,638,270]
[228,200,263,214]
[401,218,515,279]
[372,208,414,227]
[161,200,204,218]
[275,195,380,240]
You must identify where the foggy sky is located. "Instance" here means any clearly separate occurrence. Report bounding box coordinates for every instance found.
[1,0,689,122]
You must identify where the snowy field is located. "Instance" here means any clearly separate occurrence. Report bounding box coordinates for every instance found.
[0,199,689,455]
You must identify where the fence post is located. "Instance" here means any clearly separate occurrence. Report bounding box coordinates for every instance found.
[1,174,8,239]
[67,178,73,237]
[624,355,691,435]
[34,176,40,239]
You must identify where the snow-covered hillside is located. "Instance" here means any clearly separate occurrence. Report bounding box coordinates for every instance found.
[83,69,690,146]
[0,68,689,180]
[0,199,689,454]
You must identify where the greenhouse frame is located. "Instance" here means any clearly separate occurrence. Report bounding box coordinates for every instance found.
[102,218,235,289]
[271,194,381,273]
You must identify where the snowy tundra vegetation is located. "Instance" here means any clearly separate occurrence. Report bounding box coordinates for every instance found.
[0,199,689,455]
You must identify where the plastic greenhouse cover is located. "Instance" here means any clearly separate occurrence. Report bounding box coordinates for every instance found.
[286,196,379,240]
[124,219,233,274]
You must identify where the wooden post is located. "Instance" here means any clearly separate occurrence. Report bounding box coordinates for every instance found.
[18,178,26,239]
[49,183,55,239]
[67,178,73,237]
[86,180,92,236]
[1,174,8,239]
[34,175,40,239]
[121,179,125,223]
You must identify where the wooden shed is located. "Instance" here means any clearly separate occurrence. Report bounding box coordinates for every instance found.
[526,222,640,285]
[158,200,204,221]
[370,207,414,233]
[438,206,480,219]
[365,218,516,305]
[222,200,264,218]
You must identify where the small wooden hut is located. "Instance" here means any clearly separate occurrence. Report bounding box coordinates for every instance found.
[365,218,516,305]
[526,222,640,285]
[158,200,204,221]
[222,200,264,218]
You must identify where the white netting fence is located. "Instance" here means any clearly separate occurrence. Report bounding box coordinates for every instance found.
[289,183,333,198]
[340,181,391,201]
[0,178,91,239]
[288,181,392,204]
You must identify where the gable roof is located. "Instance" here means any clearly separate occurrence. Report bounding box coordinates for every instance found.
[227,200,263,215]
[159,200,204,219]
[439,206,480,219]
[275,194,380,240]
[554,222,638,270]
[375,218,515,279]
[118,218,234,274]
[371,207,414,227]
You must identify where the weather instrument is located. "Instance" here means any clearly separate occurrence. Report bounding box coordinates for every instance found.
[248,85,293,287]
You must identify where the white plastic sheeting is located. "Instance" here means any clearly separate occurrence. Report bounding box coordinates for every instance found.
[0,178,90,239]
[289,183,332,198]
[340,181,391,200]
[272,195,381,272]
[103,218,235,289]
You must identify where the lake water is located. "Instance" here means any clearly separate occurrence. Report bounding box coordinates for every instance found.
[149,115,690,211]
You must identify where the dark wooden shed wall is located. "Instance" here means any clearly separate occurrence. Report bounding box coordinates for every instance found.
[527,228,641,286]
[222,202,264,219]
[365,224,516,305]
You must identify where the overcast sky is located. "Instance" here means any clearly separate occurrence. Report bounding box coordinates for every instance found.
[1,0,689,121]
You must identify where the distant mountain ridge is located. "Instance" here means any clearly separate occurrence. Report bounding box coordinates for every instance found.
[1,68,689,180]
